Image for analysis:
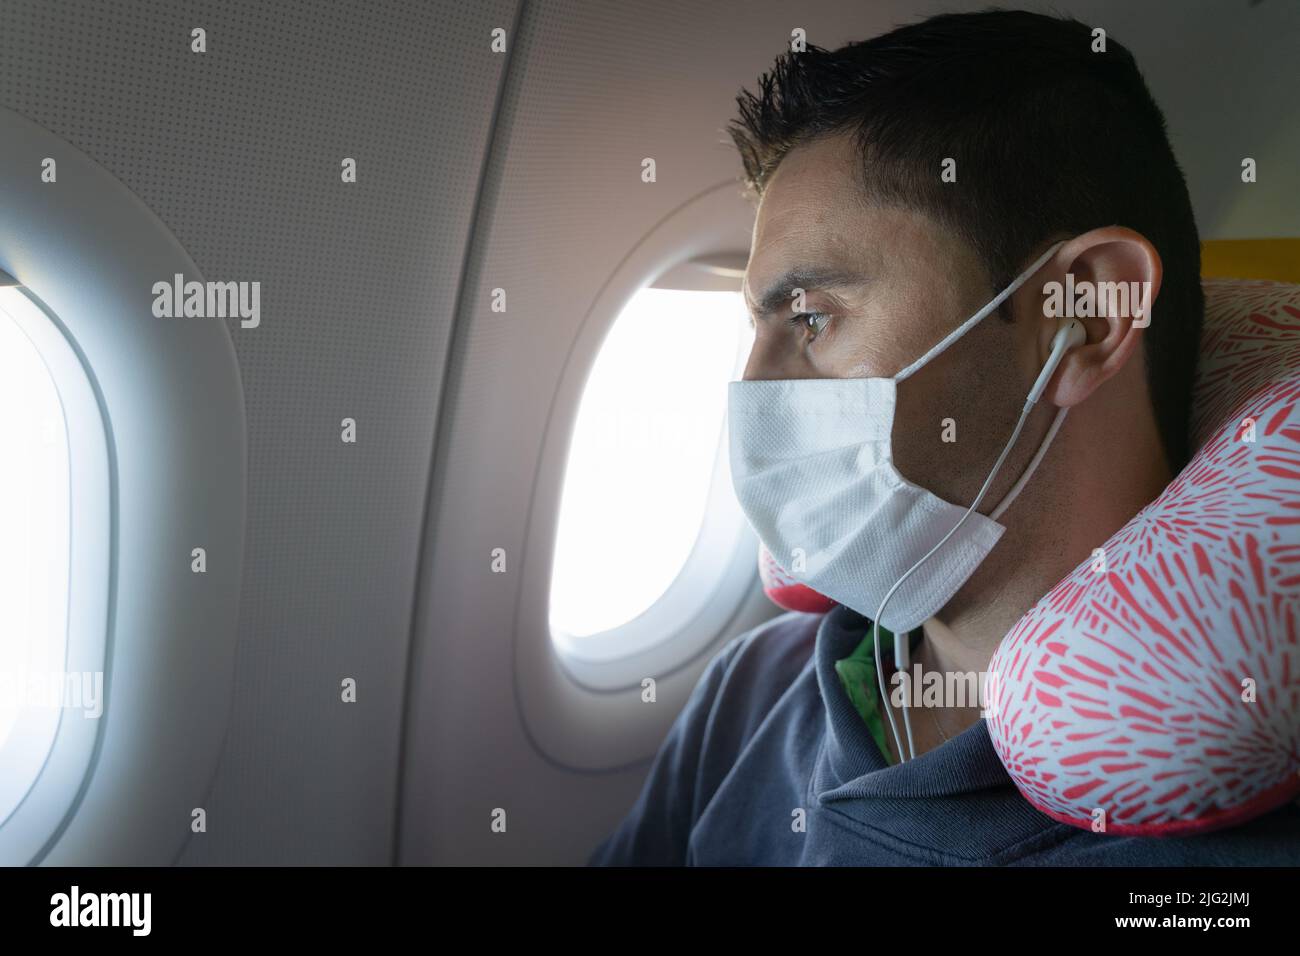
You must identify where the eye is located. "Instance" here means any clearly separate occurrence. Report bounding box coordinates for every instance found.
[788,311,831,339]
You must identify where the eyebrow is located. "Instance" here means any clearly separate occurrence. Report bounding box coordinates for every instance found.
[744,266,868,320]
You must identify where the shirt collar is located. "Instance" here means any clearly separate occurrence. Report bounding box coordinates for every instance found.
[812,604,1017,800]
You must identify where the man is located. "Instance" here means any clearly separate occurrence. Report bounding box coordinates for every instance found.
[589,10,1300,864]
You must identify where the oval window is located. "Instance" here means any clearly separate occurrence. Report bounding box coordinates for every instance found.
[549,285,753,651]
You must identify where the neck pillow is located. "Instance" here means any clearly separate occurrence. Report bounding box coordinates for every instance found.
[756,277,1300,836]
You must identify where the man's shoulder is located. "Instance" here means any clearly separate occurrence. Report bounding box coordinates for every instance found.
[687,609,825,751]
[709,608,823,701]
[584,609,827,867]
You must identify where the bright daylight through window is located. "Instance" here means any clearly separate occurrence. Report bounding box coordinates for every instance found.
[550,287,752,641]
[0,287,72,825]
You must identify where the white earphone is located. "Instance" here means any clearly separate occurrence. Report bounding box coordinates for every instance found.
[1029,318,1087,404]
[879,314,1088,762]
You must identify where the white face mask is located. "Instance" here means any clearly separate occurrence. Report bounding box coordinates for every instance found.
[728,241,1069,636]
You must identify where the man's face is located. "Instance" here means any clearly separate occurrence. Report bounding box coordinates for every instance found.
[740,131,1045,510]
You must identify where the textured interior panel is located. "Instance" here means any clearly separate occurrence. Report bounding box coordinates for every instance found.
[0,0,515,863]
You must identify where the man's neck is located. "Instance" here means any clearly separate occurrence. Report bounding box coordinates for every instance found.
[920,383,1174,688]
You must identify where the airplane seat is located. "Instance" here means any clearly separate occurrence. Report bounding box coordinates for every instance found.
[758,270,1300,836]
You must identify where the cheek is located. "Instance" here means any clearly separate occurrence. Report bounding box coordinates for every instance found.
[822,325,897,379]
[889,359,988,479]
[892,367,1027,507]
[890,387,945,481]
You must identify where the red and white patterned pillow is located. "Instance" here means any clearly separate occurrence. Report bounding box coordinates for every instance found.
[987,279,1300,835]
[758,542,838,614]
[758,278,1300,835]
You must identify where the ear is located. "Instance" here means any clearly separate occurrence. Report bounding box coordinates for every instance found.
[1012,227,1163,408]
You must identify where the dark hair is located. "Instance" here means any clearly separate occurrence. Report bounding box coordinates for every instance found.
[728,9,1202,472]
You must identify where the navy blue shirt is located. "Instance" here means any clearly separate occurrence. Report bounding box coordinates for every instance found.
[589,605,1300,865]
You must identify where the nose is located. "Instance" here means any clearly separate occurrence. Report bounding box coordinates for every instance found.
[741,333,806,381]
[740,339,770,381]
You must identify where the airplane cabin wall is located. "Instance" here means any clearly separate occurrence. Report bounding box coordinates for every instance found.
[0,0,515,864]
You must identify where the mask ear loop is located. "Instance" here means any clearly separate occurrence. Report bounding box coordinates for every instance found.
[893,241,1066,382]
[873,240,1069,764]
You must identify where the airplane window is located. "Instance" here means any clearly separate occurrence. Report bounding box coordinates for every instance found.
[0,287,72,826]
[549,286,753,642]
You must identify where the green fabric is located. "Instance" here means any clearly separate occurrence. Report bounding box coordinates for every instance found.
[833,624,914,767]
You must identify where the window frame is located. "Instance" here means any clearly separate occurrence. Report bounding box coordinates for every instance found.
[0,103,246,865]
[512,183,781,771]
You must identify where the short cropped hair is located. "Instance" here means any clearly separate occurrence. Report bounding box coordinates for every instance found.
[728,9,1203,472]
